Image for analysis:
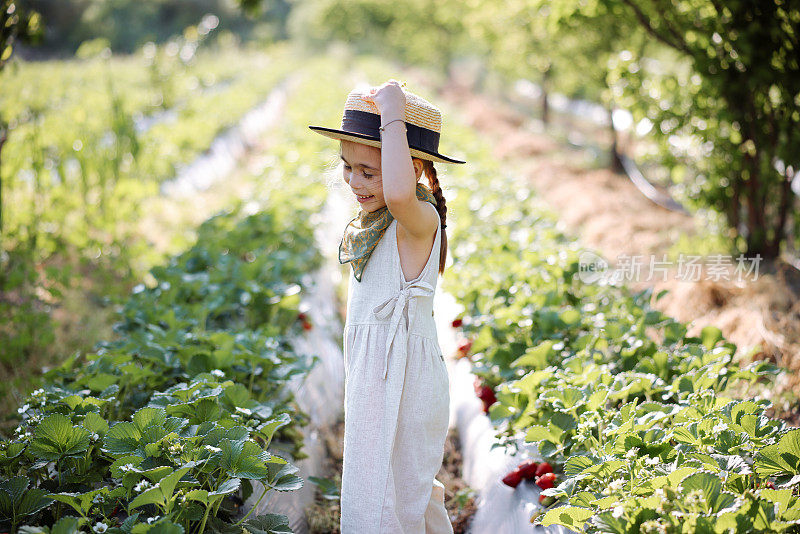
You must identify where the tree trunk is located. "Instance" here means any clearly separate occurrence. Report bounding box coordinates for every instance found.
[541,67,550,125]
[608,104,624,174]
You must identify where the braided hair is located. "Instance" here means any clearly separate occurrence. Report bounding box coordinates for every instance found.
[420,159,448,276]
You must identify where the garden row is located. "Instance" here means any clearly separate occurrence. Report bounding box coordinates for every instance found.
[0,168,328,532]
[2,32,298,260]
[0,46,388,533]
[435,110,800,531]
[1,32,300,369]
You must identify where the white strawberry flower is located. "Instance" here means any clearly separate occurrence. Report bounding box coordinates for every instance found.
[134,480,152,493]
[119,463,136,473]
[712,422,728,434]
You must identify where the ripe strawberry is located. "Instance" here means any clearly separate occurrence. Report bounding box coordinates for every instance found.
[535,472,556,490]
[451,317,463,328]
[765,480,775,489]
[535,462,553,477]
[302,320,312,331]
[477,388,496,413]
[297,312,307,321]
[502,469,523,488]
[473,377,497,413]
[457,338,473,358]
[476,386,495,402]
[517,459,539,479]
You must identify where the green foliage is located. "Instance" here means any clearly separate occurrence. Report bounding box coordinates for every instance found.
[19,0,263,54]
[1,1,42,69]
[605,0,799,257]
[287,0,468,73]
[0,40,298,371]
[0,193,319,531]
[437,82,798,532]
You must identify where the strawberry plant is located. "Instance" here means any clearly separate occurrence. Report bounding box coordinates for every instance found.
[0,41,301,379]
[435,104,799,532]
[0,184,322,531]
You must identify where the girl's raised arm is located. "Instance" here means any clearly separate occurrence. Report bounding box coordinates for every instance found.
[362,81,438,239]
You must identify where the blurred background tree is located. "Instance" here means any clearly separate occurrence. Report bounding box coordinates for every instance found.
[15,0,291,54]
[601,0,799,257]
[2,0,42,238]
[5,0,800,258]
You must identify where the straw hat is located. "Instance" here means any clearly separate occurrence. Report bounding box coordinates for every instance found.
[308,85,466,164]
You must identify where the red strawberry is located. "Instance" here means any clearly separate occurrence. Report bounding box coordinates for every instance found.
[473,377,497,413]
[765,480,775,489]
[535,462,553,477]
[535,472,556,490]
[539,494,555,506]
[477,387,496,412]
[502,469,523,488]
[302,320,312,331]
[477,386,495,402]
[457,338,473,358]
[517,459,539,479]
[297,312,307,321]
[451,317,463,328]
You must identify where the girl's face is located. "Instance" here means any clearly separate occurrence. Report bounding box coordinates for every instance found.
[340,140,423,213]
[340,140,385,212]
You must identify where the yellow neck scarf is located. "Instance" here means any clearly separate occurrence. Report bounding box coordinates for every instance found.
[339,182,438,282]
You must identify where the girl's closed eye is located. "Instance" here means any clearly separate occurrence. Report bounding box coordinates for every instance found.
[344,163,373,178]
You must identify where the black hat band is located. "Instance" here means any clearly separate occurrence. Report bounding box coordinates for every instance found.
[341,109,441,155]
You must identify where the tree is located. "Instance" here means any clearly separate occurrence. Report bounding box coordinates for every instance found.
[604,0,799,258]
[1,0,41,239]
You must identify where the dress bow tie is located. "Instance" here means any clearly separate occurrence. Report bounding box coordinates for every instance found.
[372,279,435,379]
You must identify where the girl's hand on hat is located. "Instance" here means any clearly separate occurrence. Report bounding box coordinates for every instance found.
[361,80,406,120]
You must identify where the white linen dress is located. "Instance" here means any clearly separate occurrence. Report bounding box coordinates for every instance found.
[341,214,453,534]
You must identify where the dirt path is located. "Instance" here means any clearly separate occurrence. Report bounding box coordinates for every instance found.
[435,80,800,425]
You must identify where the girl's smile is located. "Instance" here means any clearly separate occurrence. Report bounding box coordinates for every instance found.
[340,140,385,212]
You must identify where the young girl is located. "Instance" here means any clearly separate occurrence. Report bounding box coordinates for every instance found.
[309,79,465,533]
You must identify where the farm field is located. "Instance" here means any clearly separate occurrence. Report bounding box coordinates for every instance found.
[2,0,799,531]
